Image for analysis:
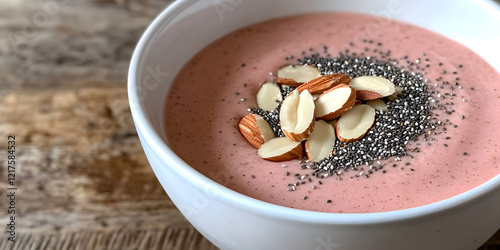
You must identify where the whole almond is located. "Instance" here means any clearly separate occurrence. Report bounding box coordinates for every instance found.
[296,73,351,94]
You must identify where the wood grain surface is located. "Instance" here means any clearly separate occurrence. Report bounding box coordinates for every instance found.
[0,1,498,249]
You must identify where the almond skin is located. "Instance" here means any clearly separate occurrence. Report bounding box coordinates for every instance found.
[296,73,351,94]
[238,114,274,148]
[283,120,315,142]
[276,77,302,87]
[314,84,356,121]
[355,90,385,100]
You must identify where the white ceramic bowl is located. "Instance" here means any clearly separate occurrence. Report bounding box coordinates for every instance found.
[128,0,500,249]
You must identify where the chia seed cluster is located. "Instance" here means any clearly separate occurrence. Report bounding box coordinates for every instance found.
[247,39,466,195]
[302,53,431,177]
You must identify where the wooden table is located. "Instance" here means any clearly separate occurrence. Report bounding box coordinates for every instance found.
[0,1,498,249]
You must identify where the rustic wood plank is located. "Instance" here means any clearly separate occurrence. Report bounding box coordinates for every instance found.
[0,227,218,250]
[0,0,220,248]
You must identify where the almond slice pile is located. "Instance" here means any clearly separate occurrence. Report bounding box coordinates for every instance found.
[238,64,400,163]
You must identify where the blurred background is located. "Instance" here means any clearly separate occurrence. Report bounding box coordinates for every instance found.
[0,0,498,249]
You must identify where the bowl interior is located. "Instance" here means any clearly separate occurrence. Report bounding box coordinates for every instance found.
[129,0,500,221]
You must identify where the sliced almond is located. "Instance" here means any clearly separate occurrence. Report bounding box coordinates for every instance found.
[280,90,315,141]
[256,82,282,111]
[366,99,387,111]
[336,104,376,143]
[314,84,356,121]
[350,76,396,100]
[327,119,337,128]
[257,137,303,161]
[296,73,351,94]
[387,85,404,101]
[238,114,275,148]
[305,120,336,162]
[276,65,322,87]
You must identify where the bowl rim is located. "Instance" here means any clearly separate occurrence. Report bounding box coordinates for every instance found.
[128,0,500,224]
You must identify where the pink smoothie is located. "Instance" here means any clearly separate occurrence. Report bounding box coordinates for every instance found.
[164,12,500,213]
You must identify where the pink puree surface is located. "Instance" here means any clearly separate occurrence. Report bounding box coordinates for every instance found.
[164,13,500,213]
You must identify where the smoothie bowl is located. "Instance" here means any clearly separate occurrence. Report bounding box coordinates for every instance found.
[128,0,500,249]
